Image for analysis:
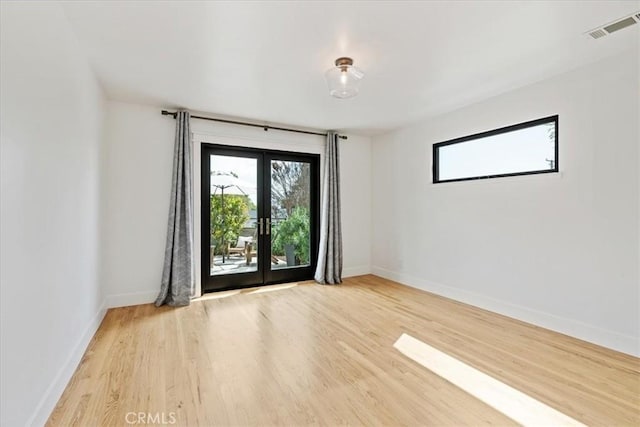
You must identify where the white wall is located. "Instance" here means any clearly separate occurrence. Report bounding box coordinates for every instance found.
[337,133,372,277]
[371,49,639,356]
[101,103,175,306]
[0,3,106,426]
[102,101,372,305]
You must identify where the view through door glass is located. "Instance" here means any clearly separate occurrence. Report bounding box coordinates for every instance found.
[270,160,311,270]
[209,154,259,277]
[202,144,319,293]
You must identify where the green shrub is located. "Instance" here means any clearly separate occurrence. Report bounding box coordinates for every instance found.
[271,207,310,264]
[210,194,250,255]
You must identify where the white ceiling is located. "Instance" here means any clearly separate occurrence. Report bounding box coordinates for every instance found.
[61,1,639,135]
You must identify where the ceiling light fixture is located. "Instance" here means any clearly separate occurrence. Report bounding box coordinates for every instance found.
[325,57,364,99]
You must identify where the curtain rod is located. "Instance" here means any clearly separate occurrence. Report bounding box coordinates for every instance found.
[161,110,347,140]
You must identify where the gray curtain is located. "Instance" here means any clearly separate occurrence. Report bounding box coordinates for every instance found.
[314,131,343,284]
[155,110,194,306]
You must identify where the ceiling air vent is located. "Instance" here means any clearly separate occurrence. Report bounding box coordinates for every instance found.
[586,11,639,39]
[589,29,607,39]
[604,16,637,33]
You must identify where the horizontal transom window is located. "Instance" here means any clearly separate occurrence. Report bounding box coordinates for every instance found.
[433,116,558,183]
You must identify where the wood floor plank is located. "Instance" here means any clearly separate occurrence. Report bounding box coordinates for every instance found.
[47,275,640,426]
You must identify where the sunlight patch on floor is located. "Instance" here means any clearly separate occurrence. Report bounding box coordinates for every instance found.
[195,283,299,301]
[393,333,586,427]
[246,283,298,294]
[195,289,242,301]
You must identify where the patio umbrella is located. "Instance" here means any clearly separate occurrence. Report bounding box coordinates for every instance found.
[211,171,249,263]
[210,171,253,196]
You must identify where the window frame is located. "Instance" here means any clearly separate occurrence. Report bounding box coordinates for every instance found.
[432,115,559,184]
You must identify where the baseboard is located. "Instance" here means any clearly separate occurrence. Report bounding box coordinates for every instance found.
[371,266,639,357]
[28,300,108,427]
[343,265,371,278]
[105,290,158,308]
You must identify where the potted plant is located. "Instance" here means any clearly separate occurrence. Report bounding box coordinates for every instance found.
[272,207,310,266]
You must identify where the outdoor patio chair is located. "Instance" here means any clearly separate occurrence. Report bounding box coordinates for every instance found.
[227,228,258,265]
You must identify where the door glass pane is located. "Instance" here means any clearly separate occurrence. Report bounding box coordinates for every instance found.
[210,155,258,276]
[270,160,311,270]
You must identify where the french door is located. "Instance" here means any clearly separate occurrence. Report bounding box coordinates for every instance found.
[201,144,320,292]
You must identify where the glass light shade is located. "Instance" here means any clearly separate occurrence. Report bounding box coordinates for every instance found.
[325,64,364,99]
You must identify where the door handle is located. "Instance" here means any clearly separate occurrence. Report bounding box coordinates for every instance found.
[258,218,264,235]
[266,218,271,235]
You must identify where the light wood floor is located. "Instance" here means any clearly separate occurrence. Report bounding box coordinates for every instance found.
[48,275,639,426]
